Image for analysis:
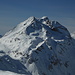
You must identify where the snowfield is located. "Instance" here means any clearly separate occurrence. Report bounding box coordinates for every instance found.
[0,16,75,75]
[0,71,25,75]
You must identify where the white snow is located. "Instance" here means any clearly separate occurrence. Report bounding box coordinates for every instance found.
[0,71,25,75]
[0,16,75,75]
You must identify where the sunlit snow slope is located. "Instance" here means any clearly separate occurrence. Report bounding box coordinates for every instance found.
[0,16,75,75]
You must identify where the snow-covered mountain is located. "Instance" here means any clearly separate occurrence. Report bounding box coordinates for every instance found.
[0,16,75,75]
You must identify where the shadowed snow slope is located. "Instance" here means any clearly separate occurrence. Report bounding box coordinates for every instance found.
[0,16,75,75]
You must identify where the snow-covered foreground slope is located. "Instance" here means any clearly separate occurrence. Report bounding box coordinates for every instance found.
[0,71,25,75]
[0,16,75,75]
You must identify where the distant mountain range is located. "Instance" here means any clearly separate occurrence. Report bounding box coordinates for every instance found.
[0,16,75,75]
[0,35,2,38]
[71,32,75,39]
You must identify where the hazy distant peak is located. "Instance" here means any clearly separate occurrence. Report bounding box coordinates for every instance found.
[0,35,2,38]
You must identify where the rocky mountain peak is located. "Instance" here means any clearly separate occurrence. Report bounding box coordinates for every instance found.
[0,16,75,75]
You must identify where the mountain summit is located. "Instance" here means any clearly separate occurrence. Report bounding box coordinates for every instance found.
[0,16,75,75]
[4,16,71,39]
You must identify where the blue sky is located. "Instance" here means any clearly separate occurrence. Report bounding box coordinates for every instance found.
[0,0,75,35]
